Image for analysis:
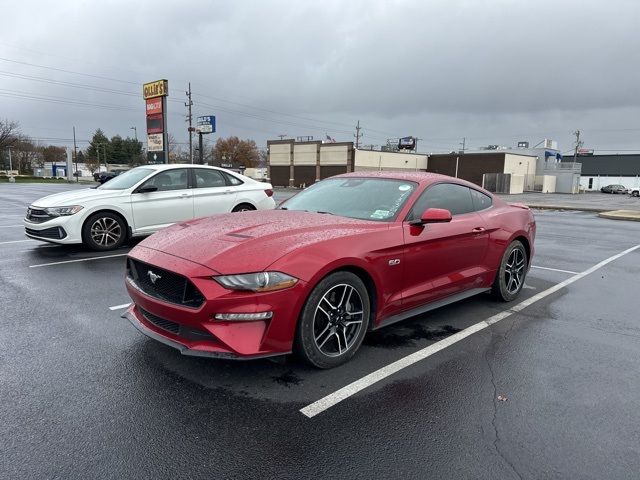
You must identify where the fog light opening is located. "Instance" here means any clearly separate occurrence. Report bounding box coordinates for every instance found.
[214,312,273,321]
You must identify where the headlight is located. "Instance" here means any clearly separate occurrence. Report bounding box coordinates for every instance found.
[45,205,84,216]
[213,272,298,292]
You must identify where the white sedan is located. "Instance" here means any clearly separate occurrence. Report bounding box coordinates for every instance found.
[24,164,276,250]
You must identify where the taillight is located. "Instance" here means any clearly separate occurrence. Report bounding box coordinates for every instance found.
[264,189,274,197]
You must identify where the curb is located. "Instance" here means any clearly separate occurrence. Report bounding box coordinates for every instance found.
[597,210,640,222]
[526,204,610,213]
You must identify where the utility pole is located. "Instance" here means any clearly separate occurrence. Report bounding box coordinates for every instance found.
[277,134,288,140]
[354,120,362,149]
[185,83,193,164]
[6,146,13,175]
[572,130,582,163]
[73,126,78,182]
[130,126,138,141]
[460,137,466,152]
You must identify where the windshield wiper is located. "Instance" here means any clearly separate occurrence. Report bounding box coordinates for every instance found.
[315,211,334,215]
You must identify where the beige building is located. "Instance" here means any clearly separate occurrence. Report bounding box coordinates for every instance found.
[267,140,354,187]
[267,139,429,187]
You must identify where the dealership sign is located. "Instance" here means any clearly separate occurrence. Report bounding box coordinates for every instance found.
[143,79,169,99]
[144,79,169,163]
[147,133,164,152]
[196,115,216,134]
[146,97,162,115]
[398,136,416,150]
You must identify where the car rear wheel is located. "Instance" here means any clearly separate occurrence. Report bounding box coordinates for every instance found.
[632,191,639,197]
[82,212,126,251]
[492,240,528,302]
[295,271,370,369]
[232,203,256,212]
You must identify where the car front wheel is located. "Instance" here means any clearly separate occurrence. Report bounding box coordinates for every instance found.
[232,203,256,212]
[492,240,528,302]
[295,271,370,368]
[82,212,126,251]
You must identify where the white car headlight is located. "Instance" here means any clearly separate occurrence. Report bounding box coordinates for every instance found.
[213,272,298,292]
[45,205,84,216]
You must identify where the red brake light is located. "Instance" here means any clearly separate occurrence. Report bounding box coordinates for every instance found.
[264,189,274,197]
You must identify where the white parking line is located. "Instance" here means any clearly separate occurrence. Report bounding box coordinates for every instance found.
[109,303,131,311]
[0,239,34,245]
[29,253,128,268]
[531,265,579,275]
[300,244,640,418]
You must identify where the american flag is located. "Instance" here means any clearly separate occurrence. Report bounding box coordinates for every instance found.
[325,134,336,143]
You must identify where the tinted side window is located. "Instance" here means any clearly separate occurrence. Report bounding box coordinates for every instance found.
[144,169,188,192]
[470,189,493,211]
[194,169,226,188]
[408,183,474,220]
[222,172,243,186]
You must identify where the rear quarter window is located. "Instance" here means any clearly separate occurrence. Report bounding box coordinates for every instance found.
[470,189,493,211]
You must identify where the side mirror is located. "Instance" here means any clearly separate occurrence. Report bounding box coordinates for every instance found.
[136,185,158,194]
[410,208,452,226]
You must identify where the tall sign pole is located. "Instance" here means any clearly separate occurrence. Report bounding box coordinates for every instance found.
[143,79,169,164]
[196,115,216,165]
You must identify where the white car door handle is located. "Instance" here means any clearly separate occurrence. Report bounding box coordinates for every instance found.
[178,193,190,198]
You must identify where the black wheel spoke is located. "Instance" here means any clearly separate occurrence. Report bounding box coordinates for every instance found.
[313,283,364,357]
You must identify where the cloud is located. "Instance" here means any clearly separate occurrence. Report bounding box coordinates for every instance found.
[2,0,640,152]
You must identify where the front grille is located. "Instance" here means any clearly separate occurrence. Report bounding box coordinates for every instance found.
[25,226,67,239]
[141,308,179,334]
[26,207,53,223]
[139,307,215,341]
[127,258,205,308]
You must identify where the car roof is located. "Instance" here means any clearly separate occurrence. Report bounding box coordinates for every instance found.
[333,170,481,189]
[140,164,226,171]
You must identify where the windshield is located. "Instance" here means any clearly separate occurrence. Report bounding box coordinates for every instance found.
[281,177,417,222]
[98,168,154,190]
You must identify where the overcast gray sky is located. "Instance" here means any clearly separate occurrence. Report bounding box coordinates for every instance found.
[2,0,640,154]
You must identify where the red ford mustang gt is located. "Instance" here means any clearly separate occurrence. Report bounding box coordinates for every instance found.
[124,172,535,368]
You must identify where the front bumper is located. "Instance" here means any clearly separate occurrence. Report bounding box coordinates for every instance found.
[23,213,83,244]
[124,246,308,359]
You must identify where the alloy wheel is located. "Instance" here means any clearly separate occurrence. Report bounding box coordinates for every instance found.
[90,217,122,247]
[504,247,525,294]
[313,284,365,357]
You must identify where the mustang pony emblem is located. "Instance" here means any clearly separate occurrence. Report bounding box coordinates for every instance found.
[147,270,162,284]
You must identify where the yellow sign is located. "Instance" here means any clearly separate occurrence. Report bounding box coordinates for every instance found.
[143,79,169,99]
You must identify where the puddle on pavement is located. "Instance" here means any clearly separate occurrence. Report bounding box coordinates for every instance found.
[364,324,461,349]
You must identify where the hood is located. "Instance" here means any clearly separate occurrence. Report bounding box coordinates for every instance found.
[31,188,125,207]
[138,209,388,274]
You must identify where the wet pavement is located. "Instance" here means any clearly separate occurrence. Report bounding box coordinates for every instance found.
[1,184,640,479]
[497,191,640,212]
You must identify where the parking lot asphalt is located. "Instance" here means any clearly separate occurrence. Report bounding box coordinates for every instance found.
[497,191,640,212]
[1,183,640,479]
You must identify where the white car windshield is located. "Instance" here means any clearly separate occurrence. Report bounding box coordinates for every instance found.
[98,168,155,190]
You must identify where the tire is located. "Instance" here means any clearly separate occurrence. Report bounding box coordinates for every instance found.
[294,271,370,369]
[232,203,256,212]
[632,191,639,197]
[491,240,528,302]
[82,211,127,251]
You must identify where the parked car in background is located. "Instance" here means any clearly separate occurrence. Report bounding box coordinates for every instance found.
[123,172,536,368]
[93,169,127,184]
[24,164,276,250]
[600,184,629,194]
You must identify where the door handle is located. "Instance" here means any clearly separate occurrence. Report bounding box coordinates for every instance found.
[178,193,189,198]
[472,227,486,233]
[224,189,233,194]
